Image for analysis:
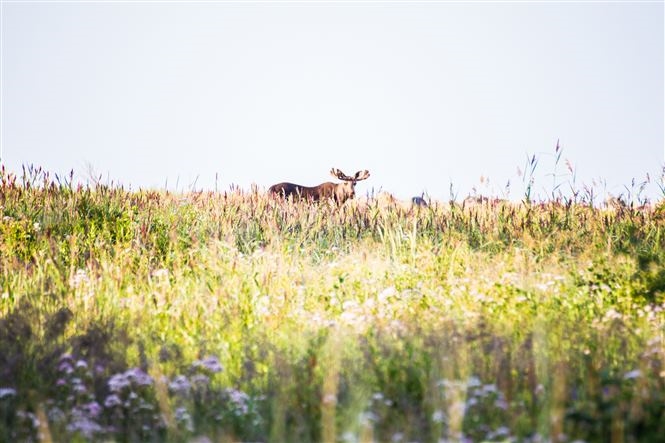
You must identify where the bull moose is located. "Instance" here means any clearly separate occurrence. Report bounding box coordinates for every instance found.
[269,168,370,204]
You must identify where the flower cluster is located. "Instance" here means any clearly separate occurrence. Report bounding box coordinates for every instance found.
[166,355,263,435]
[0,353,266,441]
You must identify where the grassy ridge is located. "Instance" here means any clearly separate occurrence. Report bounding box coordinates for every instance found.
[1,167,664,442]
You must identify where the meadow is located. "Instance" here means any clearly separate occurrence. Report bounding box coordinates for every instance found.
[0,166,663,442]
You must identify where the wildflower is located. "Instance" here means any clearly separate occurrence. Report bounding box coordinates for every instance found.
[151,268,169,279]
[69,269,89,288]
[16,411,40,429]
[108,373,130,392]
[137,398,155,411]
[72,382,87,394]
[372,392,384,402]
[104,394,122,408]
[255,295,271,316]
[378,286,397,303]
[359,411,378,424]
[169,375,191,396]
[341,431,356,442]
[487,426,511,440]
[67,415,102,439]
[47,406,66,423]
[225,388,250,415]
[82,401,102,418]
[432,409,445,423]
[58,359,74,374]
[467,376,482,388]
[126,368,153,386]
[603,308,622,321]
[193,356,223,374]
[0,388,17,399]
[623,369,642,380]
[481,383,499,395]
[494,398,509,410]
[174,406,194,432]
[342,300,360,311]
[75,360,88,370]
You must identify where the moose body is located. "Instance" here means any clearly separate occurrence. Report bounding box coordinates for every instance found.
[269,168,370,204]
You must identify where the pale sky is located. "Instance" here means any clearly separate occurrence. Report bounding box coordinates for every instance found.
[1,1,663,203]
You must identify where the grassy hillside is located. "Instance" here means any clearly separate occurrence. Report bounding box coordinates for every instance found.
[1,167,664,442]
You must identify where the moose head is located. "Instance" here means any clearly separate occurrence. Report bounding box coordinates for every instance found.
[269,168,370,204]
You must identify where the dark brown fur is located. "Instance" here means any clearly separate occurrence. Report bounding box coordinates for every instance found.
[269,169,370,204]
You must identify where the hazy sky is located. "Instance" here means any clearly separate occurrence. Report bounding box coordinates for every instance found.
[1,1,663,203]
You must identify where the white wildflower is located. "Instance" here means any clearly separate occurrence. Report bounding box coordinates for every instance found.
[623,369,642,380]
[378,286,397,303]
[255,295,271,316]
[432,409,445,423]
[151,268,169,279]
[69,269,89,288]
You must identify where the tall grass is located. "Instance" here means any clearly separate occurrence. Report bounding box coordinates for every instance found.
[1,166,663,442]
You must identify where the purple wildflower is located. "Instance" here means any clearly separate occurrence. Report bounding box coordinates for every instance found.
[169,375,191,396]
[125,368,153,386]
[174,406,194,432]
[192,356,223,374]
[82,401,102,418]
[190,374,210,388]
[0,388,16,399]
[75,360,88,370]
[47,406,66,423]
[58,360,74,374]
[67,415,103,439]
[104,394,122,408]
[108,373,130,392]
[225,388,250,415]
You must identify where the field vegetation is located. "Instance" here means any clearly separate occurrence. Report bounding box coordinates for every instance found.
[1,165,664,442]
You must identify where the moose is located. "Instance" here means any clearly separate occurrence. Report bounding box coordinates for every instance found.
[269,168,370,204]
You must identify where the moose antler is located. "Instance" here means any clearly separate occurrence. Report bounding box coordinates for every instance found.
[354,170,370,181]
[330,168,352,181]
[330,168,370,182]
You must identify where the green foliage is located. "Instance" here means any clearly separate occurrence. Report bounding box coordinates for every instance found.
[0,167,664,441]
